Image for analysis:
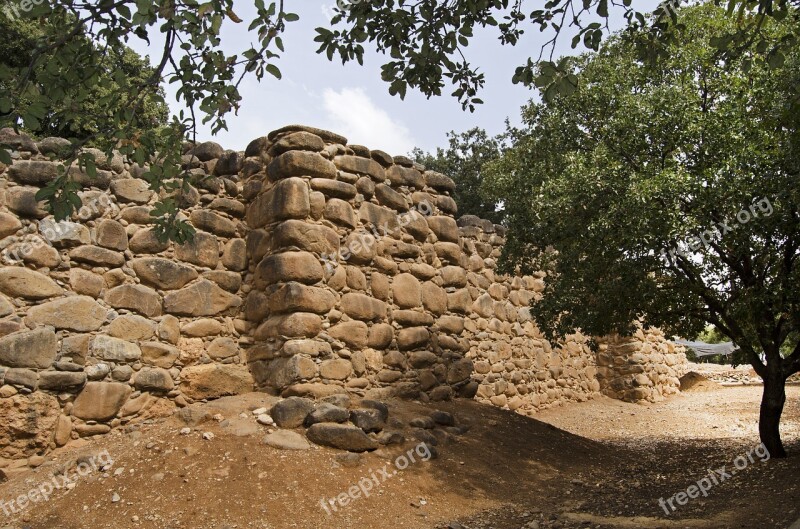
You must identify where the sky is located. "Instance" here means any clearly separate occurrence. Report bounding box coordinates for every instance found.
[129,1,659,156]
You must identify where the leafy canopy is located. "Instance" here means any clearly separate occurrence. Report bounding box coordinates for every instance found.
[483,4,800,379]
[0,11,169,147]
[316,0,799,110]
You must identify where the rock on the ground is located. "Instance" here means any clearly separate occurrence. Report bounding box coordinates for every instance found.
[263,430,311,450]
[305,423,378,452]
[304,403,349,426]
[270,397,315,428]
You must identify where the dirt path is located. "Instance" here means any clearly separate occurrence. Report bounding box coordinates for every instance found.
[1,386,798,529]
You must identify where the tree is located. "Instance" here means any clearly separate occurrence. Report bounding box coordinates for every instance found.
[411,128,505,223]
[0,11,169,147]
[482,4,800,457]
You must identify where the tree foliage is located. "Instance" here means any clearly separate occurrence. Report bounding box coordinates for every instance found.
[411,127,505,223]
[0,11,169,147]
[483,3,799,455]
[316,0,799,110]
[0,0,297,238]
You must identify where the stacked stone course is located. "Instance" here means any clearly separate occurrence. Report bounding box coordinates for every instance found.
[0,125,688,463]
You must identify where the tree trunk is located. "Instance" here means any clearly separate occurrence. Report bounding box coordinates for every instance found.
[759,369,787,458]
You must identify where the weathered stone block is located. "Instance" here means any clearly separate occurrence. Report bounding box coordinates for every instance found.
[26,296,107,331]
[267,283,337,315]
[0,267,63,300]
[132,257,198,290]
[254,251,323,288]
[340,293,387,321]
[105,284,163,317]
[0,328,57,369]
[72,382,132,421]
[163,279,241,316]
[267,151,337,180]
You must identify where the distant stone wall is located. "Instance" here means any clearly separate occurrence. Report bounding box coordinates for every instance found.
[596,327,689,403]
[0,124,688,463]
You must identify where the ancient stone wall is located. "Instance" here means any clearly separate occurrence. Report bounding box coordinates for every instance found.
[0,125,688,462]
[0,128,253,461]
[596,327,689,403]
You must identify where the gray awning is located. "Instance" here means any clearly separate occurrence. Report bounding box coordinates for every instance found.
[672,339,738,357]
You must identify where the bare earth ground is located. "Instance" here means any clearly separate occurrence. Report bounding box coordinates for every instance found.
[1,385,798,529]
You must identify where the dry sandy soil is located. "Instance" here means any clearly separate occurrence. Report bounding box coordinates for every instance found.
[1,385,798,529]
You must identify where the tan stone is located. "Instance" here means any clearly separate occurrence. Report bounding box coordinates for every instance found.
[258,356,316,389]
[248,177,311,229]
[91,335,141,362]
[158,315,181,344]
[72,382,132,421]
[129,228,169,254]
[0,267,62,299]
[181,364,254,399]
[0,327,57,369]
[181,318,224,337]
[267,282,337,315]
[208,337,238,360]
[426,216,459,242]
[175,231,219,268]
[19,239,61,268]
[386,165,424,188]
[397,327,430,350]
[222,238,247,271]
[190,210,237,237]
[422,282,447,315]
[164,279,241,316]
[110,178,153,204]
[434,242,462,265]
[69,245,125,267]
[254,251,323,288]
[6,186,48,218]
[333,155,385,182]
[134,368,174,392]
[26,296,107,331]
[359,202,399,232]
[340,293,387,321]
[368,324,393,349]
[69,268,105,297]
[267,150,337,180]
[436,315,464,335]
[375,184,408,211]
[106,284,163,317]
[324,198,357,228]
[441,266,467,287]
[310,178,357,199]
[272,220,339,255]
[203,270,242,292]
[370,272,390,300]
[320,359,352,380]
[95,219,128,250]
[269,131,325,155]
[0,212,22,239]
[107,314,157,340]
[254,312,323,340]
[447,289,472,314]
[342,232,377,264]
[132,257,198,290]
[328,320,369,349]
[282,339,333,358]
[54,415,72,446]
[392,310,434,327]
[141,342,180,368]
[392,273,421,308]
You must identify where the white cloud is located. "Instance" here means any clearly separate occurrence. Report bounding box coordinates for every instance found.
[322,87,416,155]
